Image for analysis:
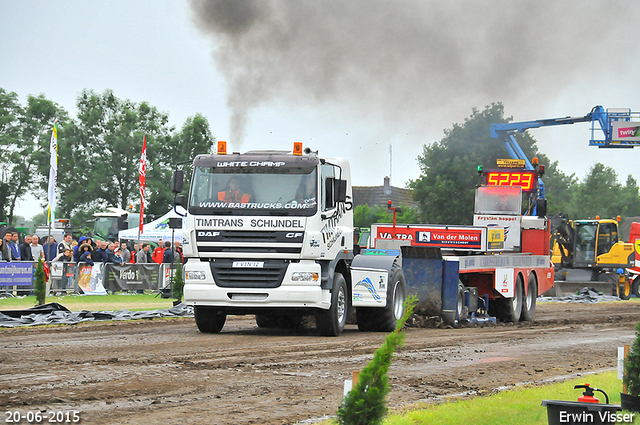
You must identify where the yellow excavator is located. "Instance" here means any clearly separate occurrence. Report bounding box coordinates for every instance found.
[550,213,634,298]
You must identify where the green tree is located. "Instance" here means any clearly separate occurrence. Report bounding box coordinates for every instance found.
[146,114,215,214]
[64,89,175,217]
[542,160,577,215]
[570,163,621,219]
[24,94,71,219]
[0,88,23,222]
[410,103,568,224]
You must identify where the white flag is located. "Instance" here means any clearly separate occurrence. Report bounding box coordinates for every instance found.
[48,121,58,224]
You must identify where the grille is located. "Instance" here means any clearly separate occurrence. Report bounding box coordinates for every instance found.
[196,230,304,254]
[210,259,288,288]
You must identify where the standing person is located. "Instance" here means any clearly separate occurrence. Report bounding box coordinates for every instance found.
[152,239,164,264]
[58,233,73,254]
[136,243,150,263]
[120,242,131,264]
[20,234,33,261]
[93,240,108,264]
[130,243,138,264]
[162,241,173,264]
[30,235,44,261]
[10,232,21,260]
[74,236,89,262]
[107,247,125,266]
[174,240,184,264]
[43,236,58,261]
[1,235,11,262]
[76,242,93,263]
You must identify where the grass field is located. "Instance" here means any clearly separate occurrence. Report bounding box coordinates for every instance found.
[323,371,640,425]
[0,293,176,312]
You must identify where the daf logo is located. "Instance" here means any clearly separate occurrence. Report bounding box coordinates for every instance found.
[286,232,303,239]
[198,231,221,237]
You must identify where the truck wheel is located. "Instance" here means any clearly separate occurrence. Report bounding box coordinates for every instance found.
[357,264,406,332]
[619,279,632,300]
[256,314,279,328]
[498,275,523,323]
[194,306,226,333]
[632,276,640,298]
[599,273,618,296]
[520,273,537,322]
[456,281,468,322]
[316,272,348,336]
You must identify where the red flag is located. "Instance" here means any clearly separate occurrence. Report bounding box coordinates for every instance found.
[139,135,147,233]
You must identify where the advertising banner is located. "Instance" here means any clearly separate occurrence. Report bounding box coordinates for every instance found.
[474,214,521,251]
[76,263,107,295]
[373,225,483,250]
[612,122,640,143]
[104,264,160,291]
[0,262,34,287]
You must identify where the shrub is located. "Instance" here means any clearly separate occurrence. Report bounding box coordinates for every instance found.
[624,322,640,396]
[337,295,418,425]
[172,262,185,302]
[34,258,46,306]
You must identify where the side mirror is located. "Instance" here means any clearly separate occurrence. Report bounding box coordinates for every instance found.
[174,194,187,209]
[172,170,184,194]
[335,179,347,203]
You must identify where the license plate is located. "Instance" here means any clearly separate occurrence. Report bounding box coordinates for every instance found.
[232,261,264,268]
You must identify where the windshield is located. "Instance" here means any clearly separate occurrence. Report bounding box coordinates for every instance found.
[94,217,120,240]
[574,222,597,263]
[189,167,318,216]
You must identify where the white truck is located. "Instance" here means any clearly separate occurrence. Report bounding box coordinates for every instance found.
[172,142,553,335]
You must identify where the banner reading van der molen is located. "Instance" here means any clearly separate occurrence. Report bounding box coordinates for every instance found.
[0,263,34,286]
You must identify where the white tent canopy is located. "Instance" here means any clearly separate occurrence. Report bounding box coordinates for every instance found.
[118,207,185,243]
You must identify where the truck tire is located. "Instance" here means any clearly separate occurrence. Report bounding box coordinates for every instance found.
[496,274,523,323]
[619,279,632,300]
[316,272,348,336]
[356,264,406,332]
[599,273,618,297]
[520,273,537,322]
[456,281,468,322]
[632,276,640,298]
[194,306,226,333]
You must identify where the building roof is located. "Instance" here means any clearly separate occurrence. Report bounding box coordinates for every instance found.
[352,177,419,211]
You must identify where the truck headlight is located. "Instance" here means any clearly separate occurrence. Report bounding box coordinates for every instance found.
[185,271,207,281]
[291,272,319,282]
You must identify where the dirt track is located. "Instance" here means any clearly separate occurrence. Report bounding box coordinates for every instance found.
[1,301,639,425]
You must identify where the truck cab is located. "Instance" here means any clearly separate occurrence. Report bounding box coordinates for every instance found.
[178,144,355,335]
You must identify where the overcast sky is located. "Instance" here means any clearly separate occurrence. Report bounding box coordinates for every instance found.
[3,0,640,220]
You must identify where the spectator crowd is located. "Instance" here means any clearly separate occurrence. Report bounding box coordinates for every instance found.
[0,229,183,266]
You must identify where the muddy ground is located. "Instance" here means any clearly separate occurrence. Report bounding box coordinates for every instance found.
[1,301,639,425]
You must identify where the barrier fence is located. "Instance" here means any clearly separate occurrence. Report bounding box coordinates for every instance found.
[0,261,180,295]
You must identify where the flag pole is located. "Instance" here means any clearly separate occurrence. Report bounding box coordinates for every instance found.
[138,134,147,259]
[46,120,58,294]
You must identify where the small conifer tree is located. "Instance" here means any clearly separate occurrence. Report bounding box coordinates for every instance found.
[337,295,418,425]
[172,262,185,302]
[34,258,47,306]
[624,322,640,396]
